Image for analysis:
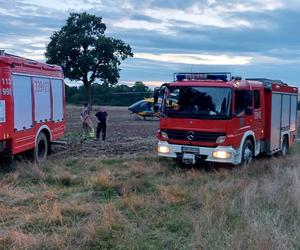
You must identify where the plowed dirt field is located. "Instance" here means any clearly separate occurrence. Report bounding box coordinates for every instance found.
[51,106,159,159]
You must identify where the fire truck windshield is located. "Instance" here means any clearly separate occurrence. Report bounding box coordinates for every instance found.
[163,86,232,119]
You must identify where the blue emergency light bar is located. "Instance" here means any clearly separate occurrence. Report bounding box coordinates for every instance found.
[174,72,232,82]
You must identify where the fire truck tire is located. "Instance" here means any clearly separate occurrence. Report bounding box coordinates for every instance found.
[241,139,254,165]
[280,137,289,156]
[33,132,48,163]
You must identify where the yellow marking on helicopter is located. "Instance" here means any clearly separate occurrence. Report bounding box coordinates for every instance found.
[128,97,160,120]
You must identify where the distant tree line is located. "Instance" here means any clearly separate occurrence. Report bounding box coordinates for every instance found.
[66,81,300,109]
[65,81,153,106]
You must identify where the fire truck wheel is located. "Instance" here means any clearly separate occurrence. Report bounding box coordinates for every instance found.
[241,139,253,165]
[33,132,48,163]
[280,137,289,156]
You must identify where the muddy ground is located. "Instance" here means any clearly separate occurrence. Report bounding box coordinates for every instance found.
[51,106,159,159]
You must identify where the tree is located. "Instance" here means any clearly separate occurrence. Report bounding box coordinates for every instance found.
[132,81,150,92]
[45,12,133,105]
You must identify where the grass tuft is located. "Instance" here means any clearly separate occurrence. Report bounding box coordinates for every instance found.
[84,170,113,190]
[158,185,189,205]
[122,192,145,211]
[37,200,64,226]
[58,170,72,186]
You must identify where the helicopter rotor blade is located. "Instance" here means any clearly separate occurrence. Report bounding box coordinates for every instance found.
[112,91,154,95]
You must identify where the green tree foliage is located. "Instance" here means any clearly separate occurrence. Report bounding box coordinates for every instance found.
[66,82,152,106]
[45,12,133,105]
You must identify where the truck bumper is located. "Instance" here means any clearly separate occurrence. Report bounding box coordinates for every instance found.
[157,141,241,165]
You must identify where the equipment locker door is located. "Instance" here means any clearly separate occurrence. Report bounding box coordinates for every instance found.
[290,95,297,132]
[270,94,281,152]
[51,79,64,122]
[12,74,33,131]
[33,77,51,123]
[281,94,291,133]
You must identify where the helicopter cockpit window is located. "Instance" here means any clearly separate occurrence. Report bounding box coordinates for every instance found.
[139,101,152,111]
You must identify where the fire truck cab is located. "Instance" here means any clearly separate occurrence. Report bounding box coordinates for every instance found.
[0,51,65,162]
[156,73,298,165]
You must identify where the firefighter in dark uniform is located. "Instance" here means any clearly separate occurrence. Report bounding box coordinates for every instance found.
[95,107,108,140]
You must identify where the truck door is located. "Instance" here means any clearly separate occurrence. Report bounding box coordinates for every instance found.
[252,90,264,141]
[234,89,253,128]
[233,89,264,152]
[231,90,257,148]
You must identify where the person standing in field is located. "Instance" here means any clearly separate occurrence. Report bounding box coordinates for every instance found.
[80,103,94,137]
[95,107,109,140]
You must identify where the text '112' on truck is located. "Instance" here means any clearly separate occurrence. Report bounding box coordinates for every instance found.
[0,51,65,162]
[154,72,298,165]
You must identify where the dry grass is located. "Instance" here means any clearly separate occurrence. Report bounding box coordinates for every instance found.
[158,185,188,205]
[122,192,145,211]
[37,201,64,225]
[101,203,124,230]
[57,170,72,186]
[84,170,113,189]
[1,151,300,249]
[0,230,37,250]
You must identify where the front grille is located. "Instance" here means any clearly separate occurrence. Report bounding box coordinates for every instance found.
[162,129,226,142]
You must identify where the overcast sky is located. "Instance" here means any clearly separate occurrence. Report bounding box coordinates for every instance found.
[0,0,300,87]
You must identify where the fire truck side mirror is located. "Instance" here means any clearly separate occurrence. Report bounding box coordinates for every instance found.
[153,88,159,104]
[153,88,159,113]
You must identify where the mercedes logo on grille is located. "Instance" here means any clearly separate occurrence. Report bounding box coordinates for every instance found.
[187,131,196,141]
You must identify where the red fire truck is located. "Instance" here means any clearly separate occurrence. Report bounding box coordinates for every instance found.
[0,51,65,162]
[155,73,298,165]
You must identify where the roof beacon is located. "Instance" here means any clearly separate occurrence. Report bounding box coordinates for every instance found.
[174,72,232,82]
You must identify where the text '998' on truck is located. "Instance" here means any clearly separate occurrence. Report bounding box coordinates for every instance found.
[155,72,298,165]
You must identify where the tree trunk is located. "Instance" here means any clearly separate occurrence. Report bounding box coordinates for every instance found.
[84,82,92,109]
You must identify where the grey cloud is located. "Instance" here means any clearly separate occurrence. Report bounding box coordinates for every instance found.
[121,58,300,87]
[0,0,300,84]
[130,14,162,23]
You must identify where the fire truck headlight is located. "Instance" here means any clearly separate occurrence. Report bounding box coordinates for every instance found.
[161,131,169,140]
[212,151,232,159]
[158,145,170,154]
[216,136,226,143]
